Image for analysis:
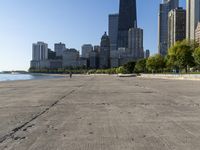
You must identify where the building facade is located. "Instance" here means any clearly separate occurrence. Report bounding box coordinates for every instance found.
[54,42,66,57]
[99,32,110,69]
[81,44,93,58]
[110,50,120,68]
[195,22,200,44]
[48,49,56,59]
[38,60,62,69]
[117,0,137,49]
[168,7,186,48]
[31,42,88,69]
[32,42,48,61]
[93,45,100,52]
[144,49,150,58]
[89,50,99,69]
[31,42,48,69]
[186,0,200,40]
[109,14,119,51]
[158,0,179,56]
[128,28,144,59]
[62,49,79,67]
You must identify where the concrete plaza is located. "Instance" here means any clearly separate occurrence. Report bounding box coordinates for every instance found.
[0,75,200,150]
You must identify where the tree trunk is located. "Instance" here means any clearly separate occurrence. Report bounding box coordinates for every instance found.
[185,67,188,73]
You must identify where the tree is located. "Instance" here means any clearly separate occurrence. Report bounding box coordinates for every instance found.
[134,59,147,73]
[167,40,195,73]
[116,66,127,74]
[123,61,136,74]
[146,54,165,73]
[194,47,200,66]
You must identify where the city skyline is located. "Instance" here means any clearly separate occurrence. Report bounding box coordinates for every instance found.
[0,0,186,71]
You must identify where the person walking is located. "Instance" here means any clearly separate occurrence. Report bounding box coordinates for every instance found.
[70,71,72,78]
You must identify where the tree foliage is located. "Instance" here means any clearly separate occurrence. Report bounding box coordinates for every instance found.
[134,59,147,73]
[167,40,195,73]
[116,66,127,74]
[194,47,200,66]
[146,54,165,73]
[123,61,136,74]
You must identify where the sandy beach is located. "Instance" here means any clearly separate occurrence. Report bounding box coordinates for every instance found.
[0,75,200,150]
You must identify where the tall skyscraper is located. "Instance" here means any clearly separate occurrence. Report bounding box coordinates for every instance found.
[168,7,186,48]
[117,0,137,49]
[109,14,119,51]
[99,32,110,69]
[128,28,144,59]
[186,0,200,40]
[158,0,179,56]
[31,42,48,69]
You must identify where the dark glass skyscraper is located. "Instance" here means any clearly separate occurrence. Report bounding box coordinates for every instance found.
[117,0,137,49]
[158,0,179,56]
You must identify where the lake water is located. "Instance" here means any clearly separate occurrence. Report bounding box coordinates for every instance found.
[0,74,62,82]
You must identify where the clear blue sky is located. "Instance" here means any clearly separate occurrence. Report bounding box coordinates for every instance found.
[0,0,186,71]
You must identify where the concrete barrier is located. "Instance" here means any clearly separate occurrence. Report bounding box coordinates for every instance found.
[118,74,137,77]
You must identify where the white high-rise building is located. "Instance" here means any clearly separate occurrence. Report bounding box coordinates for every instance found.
[32,42,48,61]
[81,44,93,58]
[186,0,200,40]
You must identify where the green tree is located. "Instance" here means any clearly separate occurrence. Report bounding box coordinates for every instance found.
[167,40,195,73]
[194,47,200,67]
[134,59,147,73]
[146,54,165,73]
[123,61,136,74]
[116,66,127,74]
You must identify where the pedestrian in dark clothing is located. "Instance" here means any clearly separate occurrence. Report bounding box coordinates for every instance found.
[70,72,72,78]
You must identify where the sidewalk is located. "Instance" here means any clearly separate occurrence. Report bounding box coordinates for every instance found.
[140,73,200,81]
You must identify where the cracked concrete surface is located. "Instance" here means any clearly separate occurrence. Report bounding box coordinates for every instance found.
[0,75,200,150]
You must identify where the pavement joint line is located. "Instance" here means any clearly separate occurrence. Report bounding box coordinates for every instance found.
[0,89,76,144]
[0,77,93,144]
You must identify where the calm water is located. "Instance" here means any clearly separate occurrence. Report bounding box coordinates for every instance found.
[0,74,62,82]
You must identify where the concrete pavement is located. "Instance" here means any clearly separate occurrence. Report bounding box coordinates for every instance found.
[140,74,200,81]
[0,75,200,150]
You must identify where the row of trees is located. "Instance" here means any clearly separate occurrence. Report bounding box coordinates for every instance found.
[135,40,200,73]
[29,62,136,75]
